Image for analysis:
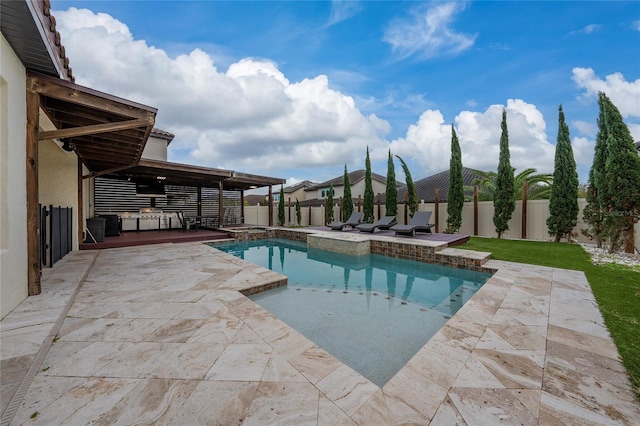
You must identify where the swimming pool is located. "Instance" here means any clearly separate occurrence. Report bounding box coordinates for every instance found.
[212,238,491,386]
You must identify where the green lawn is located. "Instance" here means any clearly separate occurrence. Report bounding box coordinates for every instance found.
[461,236,640,399]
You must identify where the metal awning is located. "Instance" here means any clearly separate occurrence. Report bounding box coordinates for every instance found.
[29,71,157,176]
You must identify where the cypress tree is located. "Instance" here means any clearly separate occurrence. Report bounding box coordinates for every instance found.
[326,183,335,224]
[363,147,375,223]
[396,155,418,217]
[342,165,353,222]
[547,105,579,242]
[601,93,640,253]
[582,92,609,247]
[446,125,464,233]
[493,109,515,238]
[277,185,285,226]
[295,198,301,226]
[385,150,398,216]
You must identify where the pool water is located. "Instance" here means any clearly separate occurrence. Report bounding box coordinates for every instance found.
[212,238,491,386]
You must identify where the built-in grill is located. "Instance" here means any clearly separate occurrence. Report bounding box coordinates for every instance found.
[120,208,181,231]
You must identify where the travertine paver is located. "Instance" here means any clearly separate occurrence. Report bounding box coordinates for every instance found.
[1,236,638,425]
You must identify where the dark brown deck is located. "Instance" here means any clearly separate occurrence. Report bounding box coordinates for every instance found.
[79,229,232,250]
[307,227,470,246]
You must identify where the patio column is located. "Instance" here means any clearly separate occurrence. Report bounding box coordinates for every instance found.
[197,187,202,217]
[240,191,245,224]
[26,81,41,295]
[268,186,273,226]
[218,181,224,227]
[77,158,83,247]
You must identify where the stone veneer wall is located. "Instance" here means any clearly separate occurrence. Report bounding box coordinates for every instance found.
[370,240,491,273]
[227,228,493,274]
[307,235,370,256]
[272,229,308,242]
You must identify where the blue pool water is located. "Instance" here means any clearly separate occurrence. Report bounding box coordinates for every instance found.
[212,239,491,386]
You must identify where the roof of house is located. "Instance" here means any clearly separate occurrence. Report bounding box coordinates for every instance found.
[283,180,315,193]
[151,128,175,144]
[305,169,392,191]
[399,167,482,203]
[244,194,267,205]
[1,0,74,81]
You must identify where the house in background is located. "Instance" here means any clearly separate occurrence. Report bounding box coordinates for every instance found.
[305,170,398,201]
[272,180,315,203]
[399,167,482,203]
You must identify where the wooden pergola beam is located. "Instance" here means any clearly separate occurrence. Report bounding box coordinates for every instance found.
[29,72,157,120]
[37,116,154,141]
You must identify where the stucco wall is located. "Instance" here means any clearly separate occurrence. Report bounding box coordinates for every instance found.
[141,135,168,161]
[1,34,28,319]
[310,179,388,201]
[38,139,79,251]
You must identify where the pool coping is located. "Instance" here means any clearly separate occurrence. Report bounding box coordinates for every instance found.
[1,233,638,424]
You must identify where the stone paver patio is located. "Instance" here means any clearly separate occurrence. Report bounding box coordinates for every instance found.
[1,232,638,425]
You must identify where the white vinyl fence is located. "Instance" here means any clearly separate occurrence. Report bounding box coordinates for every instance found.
[244,198,640,248]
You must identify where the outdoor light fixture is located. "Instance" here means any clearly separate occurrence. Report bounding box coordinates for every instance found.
[60,138,74,152]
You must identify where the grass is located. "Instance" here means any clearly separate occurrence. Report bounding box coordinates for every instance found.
[462,236,640,399]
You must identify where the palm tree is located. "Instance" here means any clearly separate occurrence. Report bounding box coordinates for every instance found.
[465,168,553,201]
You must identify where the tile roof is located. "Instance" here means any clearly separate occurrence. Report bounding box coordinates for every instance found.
[283,180,315,193]
[399,167,482,203]
[305,170,392,190]
[1,0,75,81]
[151,128,175,144]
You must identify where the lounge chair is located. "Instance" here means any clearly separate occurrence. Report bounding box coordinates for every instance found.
[390,211,434,236]
[327,212,363,231]
[356,215,397,233]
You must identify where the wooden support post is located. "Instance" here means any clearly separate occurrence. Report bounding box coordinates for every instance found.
[403,192,408,224]
[77,158,83,245]
[473,185,479,236]
[288,197,291,224]
[339,197,343,221]
[376,193,381,220]
[26,85,41,295]
[434,188,440,233]
[240,191,245,223]
[521,181,528,239]
[357,195,361,212]
[626,225,635,254]
[308,202,312,226]
[218,181,224,227]
[197,187,202,217]
[268,186,273,226]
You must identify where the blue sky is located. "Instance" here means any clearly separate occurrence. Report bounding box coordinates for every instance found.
[54,1,640,190]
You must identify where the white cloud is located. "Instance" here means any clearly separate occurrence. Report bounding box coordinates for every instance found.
[571,137,596,166]
[326,0,362,27]
[572,67,640,118]
[383,2,476,60]
[389,100,556,175]
[633,20,640,31]
[568,24,602,36]
[54,7,390,175]
[572,120,597,138]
